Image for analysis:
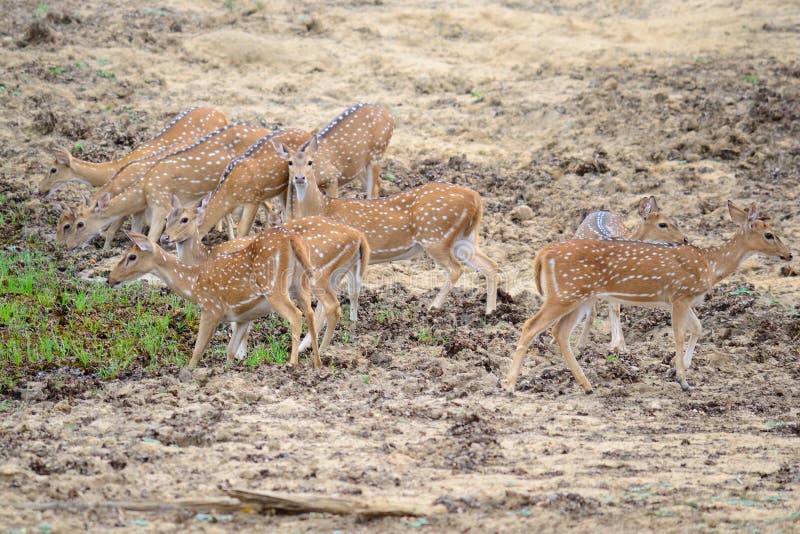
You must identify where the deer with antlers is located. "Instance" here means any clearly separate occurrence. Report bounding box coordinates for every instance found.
[505,202,792,393]
[108,230,320,369]
[184,128,312,239]
[39,107,230,197]
[162,195,370,353]
[573,196,688,351]
[284,103,394,217]
[59,124,270,250]
[275,138,499,314]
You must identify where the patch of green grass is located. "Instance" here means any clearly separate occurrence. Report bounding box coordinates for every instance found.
[384,173,395,182]
[246,333,290,367]
[49,65,69,76]
[35,2,48,18]
[375,308,394,324]
[416,327,447,345]
[96,70,117,80]
[606,354,619,363]
[224,0,236,10]
[741,74,761,84]
[470,90,485,103]
[730,286,754,295]
[73,140,85,152]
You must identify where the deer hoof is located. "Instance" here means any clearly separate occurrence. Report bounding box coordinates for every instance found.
[680,380,694,392]
[583,387,594,395]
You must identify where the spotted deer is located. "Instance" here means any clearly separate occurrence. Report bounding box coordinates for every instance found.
[573,196,688,351]
[187,128,312,239]
[108,230,320,368]
[39,107,230,196]
[276,141,499,315]
[505,202,792,394]
[284,103,394,218]
[162,196,370,353]
[59,124,270,249]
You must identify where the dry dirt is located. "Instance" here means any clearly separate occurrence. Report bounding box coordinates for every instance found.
[1,0,800,532]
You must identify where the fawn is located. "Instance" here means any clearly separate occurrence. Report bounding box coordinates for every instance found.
[162,195,370,353]
[573,196,688,351]
[275,138,499,314]
[108,231,320,368]
[284,103,393,218]
[506,202,792,393]
[39,107,229,197]
[59,124,269,249]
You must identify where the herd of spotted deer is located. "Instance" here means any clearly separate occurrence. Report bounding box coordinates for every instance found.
[40,104,793,394]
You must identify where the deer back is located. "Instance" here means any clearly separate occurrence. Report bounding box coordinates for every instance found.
[574,210,628,239]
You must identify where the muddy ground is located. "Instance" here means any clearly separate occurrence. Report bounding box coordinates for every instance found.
[1,0,800,531]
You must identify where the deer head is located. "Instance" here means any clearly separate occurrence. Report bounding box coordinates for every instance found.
[162,193,204,246]
[38,148,75,197]
[634,196,689,244]
[272,136,320,201]
[108,232,159,287]
[728,201,791,261]
[61,192,112,250]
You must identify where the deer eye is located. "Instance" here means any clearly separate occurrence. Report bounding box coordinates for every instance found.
[50,168,57,174]
[77,221,85,229]
[307,160,313,166]
[180,217,189,224]
[287,161,293,166]
[658,222,668,229]
[127,254,137,262]
[63,223,71,231]
[764,232,774,240]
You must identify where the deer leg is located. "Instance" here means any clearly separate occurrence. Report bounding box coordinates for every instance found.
[296,276,321,367]
[346,270,360,322]
[227,321,252,365]
[576,302,596,349]
[299,301,327,353]
[366,162,381,199]
[426,243,462,310]
[671,300,693,392]
[683,308,702,369]
[146,205,169,243]
[188,311,222,369]
[453,237,500,315]
[552,303,595,393]
[236,203,260,238]
[103,218,124,250]
[608,302,628,352]
[267,292,304,367]
[505,301,579,391]
[315,283,341,353]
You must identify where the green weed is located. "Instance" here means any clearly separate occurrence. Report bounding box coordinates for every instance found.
[470,90,485,103]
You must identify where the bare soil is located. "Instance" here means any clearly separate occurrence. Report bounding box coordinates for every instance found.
[1,0,799,531]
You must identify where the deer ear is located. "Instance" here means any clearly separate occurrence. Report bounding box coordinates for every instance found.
[126,231,153,251]
[80,193,90,208]
[638,196,657,219]
[307,135,319,154]
[95,192,111,212]
[728,201,748,226]
[196,192,211,226]
[271,139,290,160]
[53,148,71,166]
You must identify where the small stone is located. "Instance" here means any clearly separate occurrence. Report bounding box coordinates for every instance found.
[20,382,46,401]
[178,367,193,383]
[509,205,534,222]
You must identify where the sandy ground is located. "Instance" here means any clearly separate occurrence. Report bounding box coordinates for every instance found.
[1,0,799,531]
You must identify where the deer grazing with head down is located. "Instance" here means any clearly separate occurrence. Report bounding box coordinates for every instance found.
[284,103,393,217]
[162,195,370,353]
[274,139,499,314]
[39,107,230,197]
[185,128,311,239]
[573,196,688,351]
[505,201,792,394]
[108,230,320,368]
[59,124,270,250]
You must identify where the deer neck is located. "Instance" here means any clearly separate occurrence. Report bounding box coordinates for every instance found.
[151,250,202,303]
[293,179,328,219]
[69,158,120,186]
[197,194,235,238]
[95,190,146,225]
[626,222,646,240]
[175,228,213,265]
[702,230,752,285]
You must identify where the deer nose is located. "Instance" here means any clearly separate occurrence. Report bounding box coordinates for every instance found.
[683,237,690,245]
[160,234,170,244]
[294,175,307,184]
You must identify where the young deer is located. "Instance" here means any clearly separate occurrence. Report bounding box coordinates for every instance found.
[284,103,394,217]
[276,138,499,314]
[108,231,320,369]
[39,107,230,196]
[60,124,270,249]
[188,128,312,239]
[573,196,688,351]
[162,196,370,353]
[505,202,792,393]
